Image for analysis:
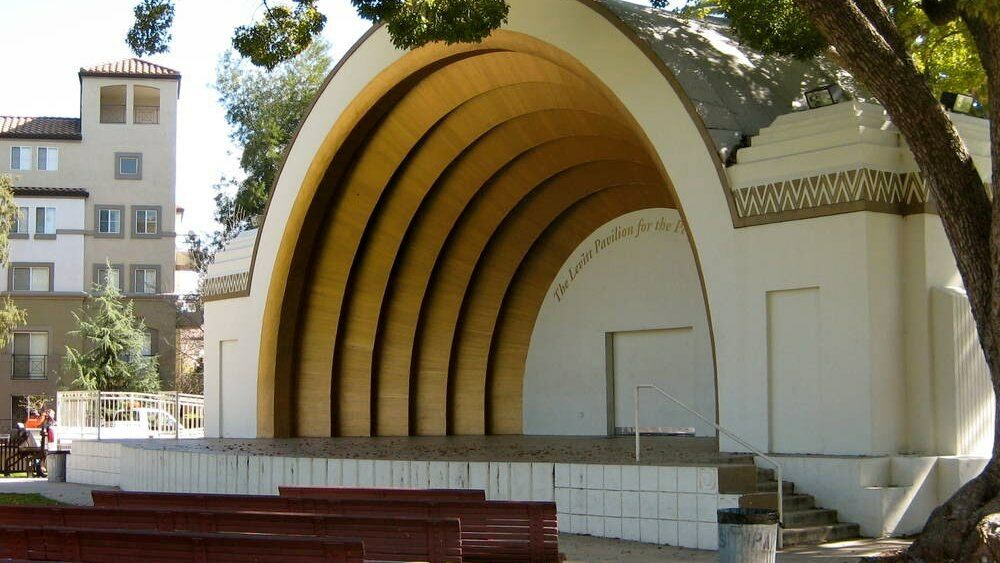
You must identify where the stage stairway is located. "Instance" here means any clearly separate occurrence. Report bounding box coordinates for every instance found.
[741,467,862,547]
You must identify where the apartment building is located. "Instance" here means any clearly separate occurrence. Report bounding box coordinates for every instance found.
[0,59,179,428]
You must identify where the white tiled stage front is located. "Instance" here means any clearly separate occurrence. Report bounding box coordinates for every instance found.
[67,437,752,550]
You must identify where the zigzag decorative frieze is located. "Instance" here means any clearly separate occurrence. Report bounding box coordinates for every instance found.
[733,169,928,218]
[202,271,250,298]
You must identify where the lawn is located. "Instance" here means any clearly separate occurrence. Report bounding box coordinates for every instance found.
[0,493,62,506]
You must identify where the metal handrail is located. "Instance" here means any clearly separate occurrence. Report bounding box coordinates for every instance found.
[633,384,783,528]
[11,355,47,380]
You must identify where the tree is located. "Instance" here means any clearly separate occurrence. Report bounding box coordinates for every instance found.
[126,0,175,56]
[185,40,332,271]
[0,176,27,347]
[130,0,998,558]
[127,0,505,67]
[64,271,161,393]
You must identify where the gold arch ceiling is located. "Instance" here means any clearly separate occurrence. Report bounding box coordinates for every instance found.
[269,32,681,437]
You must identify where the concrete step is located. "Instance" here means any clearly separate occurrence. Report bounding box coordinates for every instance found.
[783,508,839,527]
[757,479,794,494]
[782,494,816,512]
[781,522,861,547]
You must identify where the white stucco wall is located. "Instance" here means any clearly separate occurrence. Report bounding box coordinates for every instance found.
[203,295,258,438]
[2,196,86,292]
[523,208,715,436]
[203,0,988,462]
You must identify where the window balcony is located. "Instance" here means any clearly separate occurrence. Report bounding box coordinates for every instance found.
[100,105,126,124]
[11,355,47,380]
[134,105,159,125]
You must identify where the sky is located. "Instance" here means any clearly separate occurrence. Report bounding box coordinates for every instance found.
[0,0,666,251]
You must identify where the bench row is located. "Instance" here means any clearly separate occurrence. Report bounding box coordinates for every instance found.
[0,487,559,562]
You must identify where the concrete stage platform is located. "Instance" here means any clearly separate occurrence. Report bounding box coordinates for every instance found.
[104,435,753,467]
[67,436,760,551]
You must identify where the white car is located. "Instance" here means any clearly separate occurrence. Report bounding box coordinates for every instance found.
[103,407,183,439]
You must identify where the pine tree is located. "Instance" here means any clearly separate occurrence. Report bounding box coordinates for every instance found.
[64,270,161,393]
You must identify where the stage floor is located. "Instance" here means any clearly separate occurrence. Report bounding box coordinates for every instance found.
[114,435,754,467]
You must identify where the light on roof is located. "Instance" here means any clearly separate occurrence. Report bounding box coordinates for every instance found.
[803,83,844,109]
[940,92,975,115]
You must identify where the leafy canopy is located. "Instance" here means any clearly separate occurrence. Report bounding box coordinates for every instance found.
[127,0,987,105]
[185,40,332,276]
[233,0,327,70]
[352,0,509,49]
[64,270,160,393]
[676,0,986,106]
[126,0,175,56]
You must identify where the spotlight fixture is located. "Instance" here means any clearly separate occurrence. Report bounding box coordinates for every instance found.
[803,83,844,109]
[940,92,975,115]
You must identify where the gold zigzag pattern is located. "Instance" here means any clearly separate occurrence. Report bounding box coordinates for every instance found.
[202,271,250,297]
[734,169,927,218]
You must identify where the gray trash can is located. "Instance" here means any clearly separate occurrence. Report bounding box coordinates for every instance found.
[718,508,779,563]
[46,451,69,482]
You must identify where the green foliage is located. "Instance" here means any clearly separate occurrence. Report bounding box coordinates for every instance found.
[0,176,26,348]
[185,41,332,273]
[685,0,828,58]
[670,0,985,103]
[352,0,509,49]
[956,0,1000,23]
[232,0,327,70]
[126,0,175,56]
[64,271,160,393]
[20,394,52,415]
[893,1,987,107]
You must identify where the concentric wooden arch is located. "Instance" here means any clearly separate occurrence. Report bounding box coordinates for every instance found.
[263,31,705,437]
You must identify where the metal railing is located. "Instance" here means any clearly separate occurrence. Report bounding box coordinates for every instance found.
[633,384,783,527]
[56,391,204,442]
[133,105,159,124]
[11,355,46,380]
[100,105,126,124]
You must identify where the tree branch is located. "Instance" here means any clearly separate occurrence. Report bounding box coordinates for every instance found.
[794,0,994,365]
[854,0,910,58]
[922,0,960,25]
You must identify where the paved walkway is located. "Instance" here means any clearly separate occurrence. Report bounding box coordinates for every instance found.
[0,479,910,561]
[0,477,113,506]
[560,534,910,562]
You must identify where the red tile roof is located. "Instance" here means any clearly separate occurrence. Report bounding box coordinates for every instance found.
[11,186,89,198]
[0,116,81,140]
[79,58,180,79]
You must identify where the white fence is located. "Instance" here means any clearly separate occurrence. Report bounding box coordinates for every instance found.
[56,391,204,442]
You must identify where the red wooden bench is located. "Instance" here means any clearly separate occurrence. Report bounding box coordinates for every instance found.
[94,491,559,562]
[0,504,461,563]
[0,525,364,562]
[280,486,486,502]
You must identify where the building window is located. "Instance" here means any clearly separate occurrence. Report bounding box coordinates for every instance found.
[95,264,122,291]
[9,147,31,171]
[134,208,158,236]
[12,207,27,235]
[97,207,122,235]
[34,207,55,235]
[10,265,51,292]
[36,147,58,171]
[11,332,47,380]
[100,85,126,124]
[115,153,142,180]
[141,329,156,356]
[133,86,160,124]
[133,267,158,294]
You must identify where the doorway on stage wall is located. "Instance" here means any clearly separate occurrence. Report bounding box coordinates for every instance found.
[521,208,717,437]
[607,326,714,437]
